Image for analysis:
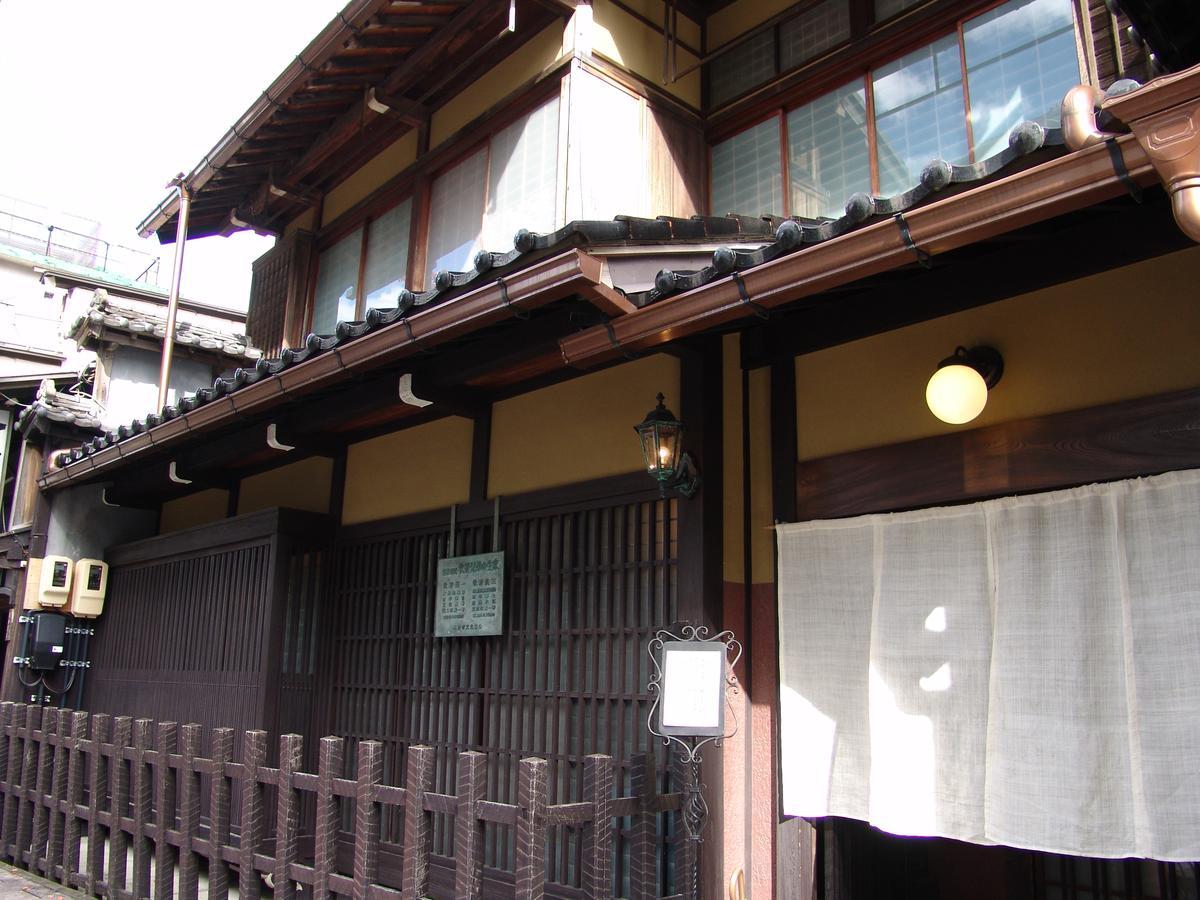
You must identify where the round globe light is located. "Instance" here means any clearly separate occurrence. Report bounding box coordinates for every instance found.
[926,363,989,425]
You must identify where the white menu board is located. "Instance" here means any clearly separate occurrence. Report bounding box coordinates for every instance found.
[659,642,726,736]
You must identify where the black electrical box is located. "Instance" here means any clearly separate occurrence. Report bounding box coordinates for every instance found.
[30,612,66,671]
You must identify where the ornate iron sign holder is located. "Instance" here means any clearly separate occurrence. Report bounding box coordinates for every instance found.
[647,624,741,898]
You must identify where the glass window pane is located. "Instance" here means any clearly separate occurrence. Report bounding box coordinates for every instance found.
[711,118,783,217]
[482,96,560,250]
[780,0,851,71]
[964,0,1081,159]
[709,29,776,108]
[312,228,362,334]
[872,33,969,196]
[875,0,922,22]
[426,147,488,284]
[363,198,412,311]
[786,80,870,219]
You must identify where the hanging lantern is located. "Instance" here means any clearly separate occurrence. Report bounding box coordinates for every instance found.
[635,393,699,498]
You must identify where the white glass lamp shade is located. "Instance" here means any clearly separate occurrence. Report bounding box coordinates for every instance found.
[926,363,989,424]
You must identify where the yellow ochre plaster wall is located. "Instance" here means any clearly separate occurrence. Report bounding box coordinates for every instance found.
[283,209,316,240]
[430,23,567,150]
[342,416,474,524]
[321,131,419,226]
[159,489,229,534]
[237,456,333,517]
[795,245,1200,461]
[592,0,701,108]
[488,354,680,497]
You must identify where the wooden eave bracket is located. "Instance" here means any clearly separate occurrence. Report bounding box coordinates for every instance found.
[266,422,342,457]
[1103,65,1200,243]
[367,87,429,127]
[398,373,488,418]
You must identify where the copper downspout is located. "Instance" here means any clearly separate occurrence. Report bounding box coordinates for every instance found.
[1061,84,1108,151]
[157,176,191,412]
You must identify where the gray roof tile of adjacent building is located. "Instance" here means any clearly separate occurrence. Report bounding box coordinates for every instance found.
[52,117,1070,471]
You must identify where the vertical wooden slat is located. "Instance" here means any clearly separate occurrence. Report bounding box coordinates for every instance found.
[239,730,267,900]
[312,736,343,900]
[108,716,133,900]
[85,713,110,896]
[154,721,178,900]
[628,751,657,900]
[352,740,382,900]
[400,744,433,900]
[31,706,60,875]
[274,733,303,900]
[207,727,234,900]
[16,705,45,870]
[582,754,613,899]
[131,718,153,899]
[515,756,548,900]
[44,708,70,879]
[454,750,486,899]
[63,711,88,889]
[0,703,23,864]
[177,724,202,900]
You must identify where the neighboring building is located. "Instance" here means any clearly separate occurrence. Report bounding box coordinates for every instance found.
[12,1,1200,898]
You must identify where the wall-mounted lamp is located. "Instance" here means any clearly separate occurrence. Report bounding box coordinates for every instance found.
[925,346,1004,425]
[635,393,700,498]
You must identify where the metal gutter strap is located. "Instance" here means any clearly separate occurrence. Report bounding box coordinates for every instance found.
[38,249,613,491]
[557,132,1158,368]
[136,0,388,238]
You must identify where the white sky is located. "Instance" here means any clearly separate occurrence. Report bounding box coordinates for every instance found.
[0,0,349,312]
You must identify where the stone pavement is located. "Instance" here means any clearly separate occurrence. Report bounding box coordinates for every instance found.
[0,864,81,900]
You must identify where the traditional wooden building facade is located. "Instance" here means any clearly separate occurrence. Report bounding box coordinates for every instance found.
[9,0,1200,897]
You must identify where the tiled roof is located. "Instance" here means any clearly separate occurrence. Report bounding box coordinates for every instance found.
[69,291,262,364]
[17,378,104,437]
[53,116,1072,471]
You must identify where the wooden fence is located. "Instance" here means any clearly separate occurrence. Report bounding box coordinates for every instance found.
[0,703,691,899]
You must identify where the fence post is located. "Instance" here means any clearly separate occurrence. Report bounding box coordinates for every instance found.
[353,740,382,900]
[109,715,133,900]
[0,703,24,863]
[63,711,88,889]
[0,703,11,856]
[208,727,234,900]
[85,713,110,896]
[131,718,153,898]
[454,750,486,899]
[629,751,658,900]
[177,724,202,900]
[582,754,614,900]
[43,709,69,879]
[154,721,178,900]
[313,736,343,900]
[16,705,45,870]
[274,734,303,900]
[29,707,57,874]
[240,730,267,900]
[514,756,549,900]
[400,744,433,900]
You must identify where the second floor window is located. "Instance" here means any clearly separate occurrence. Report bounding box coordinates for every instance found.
[709,0,1082,219]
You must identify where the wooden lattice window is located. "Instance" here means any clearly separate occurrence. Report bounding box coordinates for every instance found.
[323,491,679,892]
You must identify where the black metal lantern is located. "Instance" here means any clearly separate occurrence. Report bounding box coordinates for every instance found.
[635,393,699,498]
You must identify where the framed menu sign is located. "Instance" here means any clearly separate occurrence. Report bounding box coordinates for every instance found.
[658,641,727,737]
[435,551,505,637]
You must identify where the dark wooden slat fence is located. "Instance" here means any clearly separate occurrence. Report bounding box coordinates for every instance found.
[0,702,689,899]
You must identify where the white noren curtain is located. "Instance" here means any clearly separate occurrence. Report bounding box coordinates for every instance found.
[777,469,1200,860]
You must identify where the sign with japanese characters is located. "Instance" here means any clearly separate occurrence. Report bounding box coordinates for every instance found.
[434,551,504,637]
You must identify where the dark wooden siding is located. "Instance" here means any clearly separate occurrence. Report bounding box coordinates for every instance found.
[247,231,312,358]
[86,508,331,744]
[321,485,680,890]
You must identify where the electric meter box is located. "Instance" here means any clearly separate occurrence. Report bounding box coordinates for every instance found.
[30,612,66,671]
[67,559,108,618]
[23,556,73,609]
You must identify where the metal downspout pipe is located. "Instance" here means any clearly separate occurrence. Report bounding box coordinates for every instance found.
[158,175,191,412]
